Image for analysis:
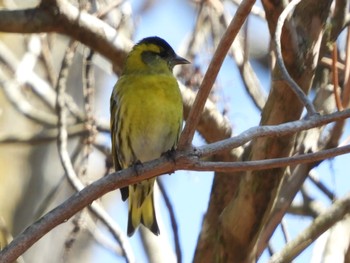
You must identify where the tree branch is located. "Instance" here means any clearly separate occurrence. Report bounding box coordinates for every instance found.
[274,0,317,116]
[0,108,349,262]
[192,145,350,172]
[0,0,131,73]
[197,109,350,157]
[1,141,349,262]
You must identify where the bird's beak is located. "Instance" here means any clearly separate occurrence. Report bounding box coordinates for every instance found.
[171,55,191,66]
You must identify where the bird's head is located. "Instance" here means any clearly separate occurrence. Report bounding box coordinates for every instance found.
[123,36,190,74]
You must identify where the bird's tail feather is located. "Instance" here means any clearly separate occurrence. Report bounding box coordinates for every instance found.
[127,181,160,236]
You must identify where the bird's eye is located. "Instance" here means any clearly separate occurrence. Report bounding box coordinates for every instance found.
[158,50,168,58]
[141,51,158,64]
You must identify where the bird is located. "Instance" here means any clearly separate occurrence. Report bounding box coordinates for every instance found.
[110,36,190,236]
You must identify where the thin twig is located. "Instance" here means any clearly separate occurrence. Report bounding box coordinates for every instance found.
[191,144,350,172]
[80,49,97,178]
[158,179,182,263]
[274,0,317,116]
[229,35,267,110]
[267,243,275,257]
[219,4,267,110]
[325,28,350,148]
[178,0,256,148]
[308,171,336,201]
[40,34,57,86]
[185,0,206,59]
[197,109,350,157]
[55,40,83,259]
[82,51,95,126]
[332,43,343,111]
[299,186,324,217]
[63,210,84,260]
[280,219,290,244]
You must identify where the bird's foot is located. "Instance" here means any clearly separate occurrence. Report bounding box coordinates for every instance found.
[132,160,143,176]
[162,148,177,175]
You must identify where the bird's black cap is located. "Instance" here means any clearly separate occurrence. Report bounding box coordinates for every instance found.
[137,36,190,66]
[137,36,174,53]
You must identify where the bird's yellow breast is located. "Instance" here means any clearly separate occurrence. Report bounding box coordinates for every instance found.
[113,73,183,166]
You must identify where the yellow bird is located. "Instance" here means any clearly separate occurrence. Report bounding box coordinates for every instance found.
[110,36,190,236]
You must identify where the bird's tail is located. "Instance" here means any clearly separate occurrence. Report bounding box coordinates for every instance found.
[127,179,160,236]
